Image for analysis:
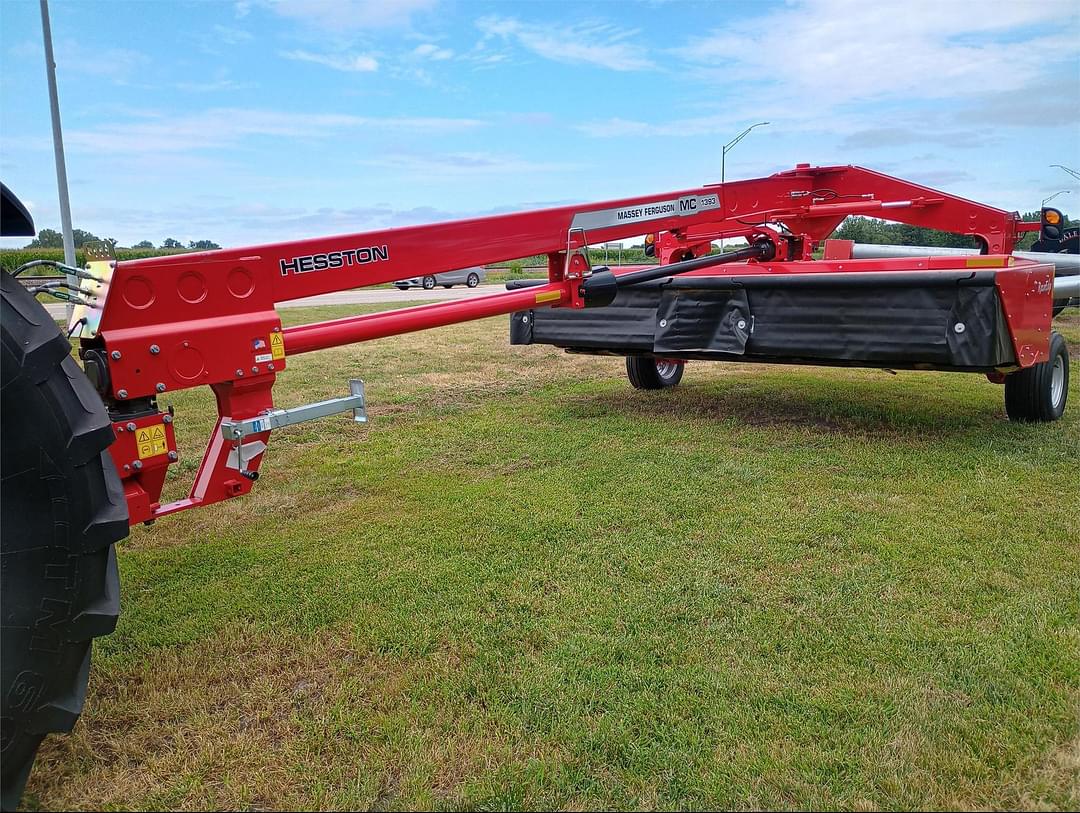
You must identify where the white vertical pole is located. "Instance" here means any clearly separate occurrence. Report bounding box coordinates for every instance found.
[40,0,76,320]
[720,122,769,256]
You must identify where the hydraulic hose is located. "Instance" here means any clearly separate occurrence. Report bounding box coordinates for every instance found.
[581,238,775,307]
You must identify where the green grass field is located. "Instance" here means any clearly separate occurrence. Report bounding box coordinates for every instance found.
[24,308,1080,811]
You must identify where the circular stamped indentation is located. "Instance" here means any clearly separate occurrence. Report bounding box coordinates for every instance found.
[170,343,206,381]
[122,276,155,309]
[227,267,255,298]
[177,271,208,304]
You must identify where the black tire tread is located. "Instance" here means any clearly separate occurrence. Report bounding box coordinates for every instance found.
[1,270,129,810]
[626,356,684,390]
[1004,332,1069,422]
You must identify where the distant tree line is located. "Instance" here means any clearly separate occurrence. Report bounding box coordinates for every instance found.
[27,228,220,251]
[833,218,980,249]
[833,211,1075,251]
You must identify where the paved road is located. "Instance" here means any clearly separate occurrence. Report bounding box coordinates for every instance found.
[45,283,513,320]
[279,283,509,307]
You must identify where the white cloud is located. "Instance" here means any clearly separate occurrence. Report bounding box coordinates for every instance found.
[469,53,507,66]
[359,151,581,177]
[63,108,486,155]
[476,15,653,72]
[576,115,738,138]
[678,0,1078,104]
[458,38,510,69]
[210,24,253,45]
[7,40,39,58]
[280,49,379,72]
[412,43,453,61]
[264,0,438,32]
[6,39,151,82]
[578,0,1079,145]
[175,68,253,93]
[838,127,988,151]
[175,77,253,93]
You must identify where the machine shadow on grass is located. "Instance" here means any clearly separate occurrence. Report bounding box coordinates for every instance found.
[558,370,1057,439]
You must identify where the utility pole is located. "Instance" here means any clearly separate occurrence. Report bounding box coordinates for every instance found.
[720,122,768,253]
[40,0,76,319]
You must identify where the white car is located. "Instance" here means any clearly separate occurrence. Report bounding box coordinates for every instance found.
[395,266,485,290]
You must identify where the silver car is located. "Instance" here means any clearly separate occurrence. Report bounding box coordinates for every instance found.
[394,266,486,290]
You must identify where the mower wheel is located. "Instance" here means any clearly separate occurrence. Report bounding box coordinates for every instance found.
[1,271,129,809]
[1004,331,1070,422]
[626,356,684,390]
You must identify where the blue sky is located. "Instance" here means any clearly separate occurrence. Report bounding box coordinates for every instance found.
[2,0,1078,248]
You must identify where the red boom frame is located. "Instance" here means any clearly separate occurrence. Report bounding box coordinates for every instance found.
[69,164,1052,525]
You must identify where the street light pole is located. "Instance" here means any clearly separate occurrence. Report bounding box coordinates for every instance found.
[1042,190,1071,207]
[722,122,770,187]
[40,0,76,320]
[720,122,768,253]
[1050,164,1080,182]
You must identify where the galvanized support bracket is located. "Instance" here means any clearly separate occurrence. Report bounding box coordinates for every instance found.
[221,379,367,444]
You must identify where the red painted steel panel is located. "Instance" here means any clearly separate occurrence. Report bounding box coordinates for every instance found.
[994,261,1055,366]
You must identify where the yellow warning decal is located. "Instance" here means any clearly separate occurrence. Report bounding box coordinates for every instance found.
[535,290,561,304]
[965,257,1007,268]
[136,423,168,460]
[270,331,286,360]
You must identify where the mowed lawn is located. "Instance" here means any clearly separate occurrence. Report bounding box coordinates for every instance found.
[25,306,1080,811]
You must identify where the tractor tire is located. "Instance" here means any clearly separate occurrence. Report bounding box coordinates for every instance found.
[1,271,129,809]
[626,356,684,390]
[1004,331,1070,422]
